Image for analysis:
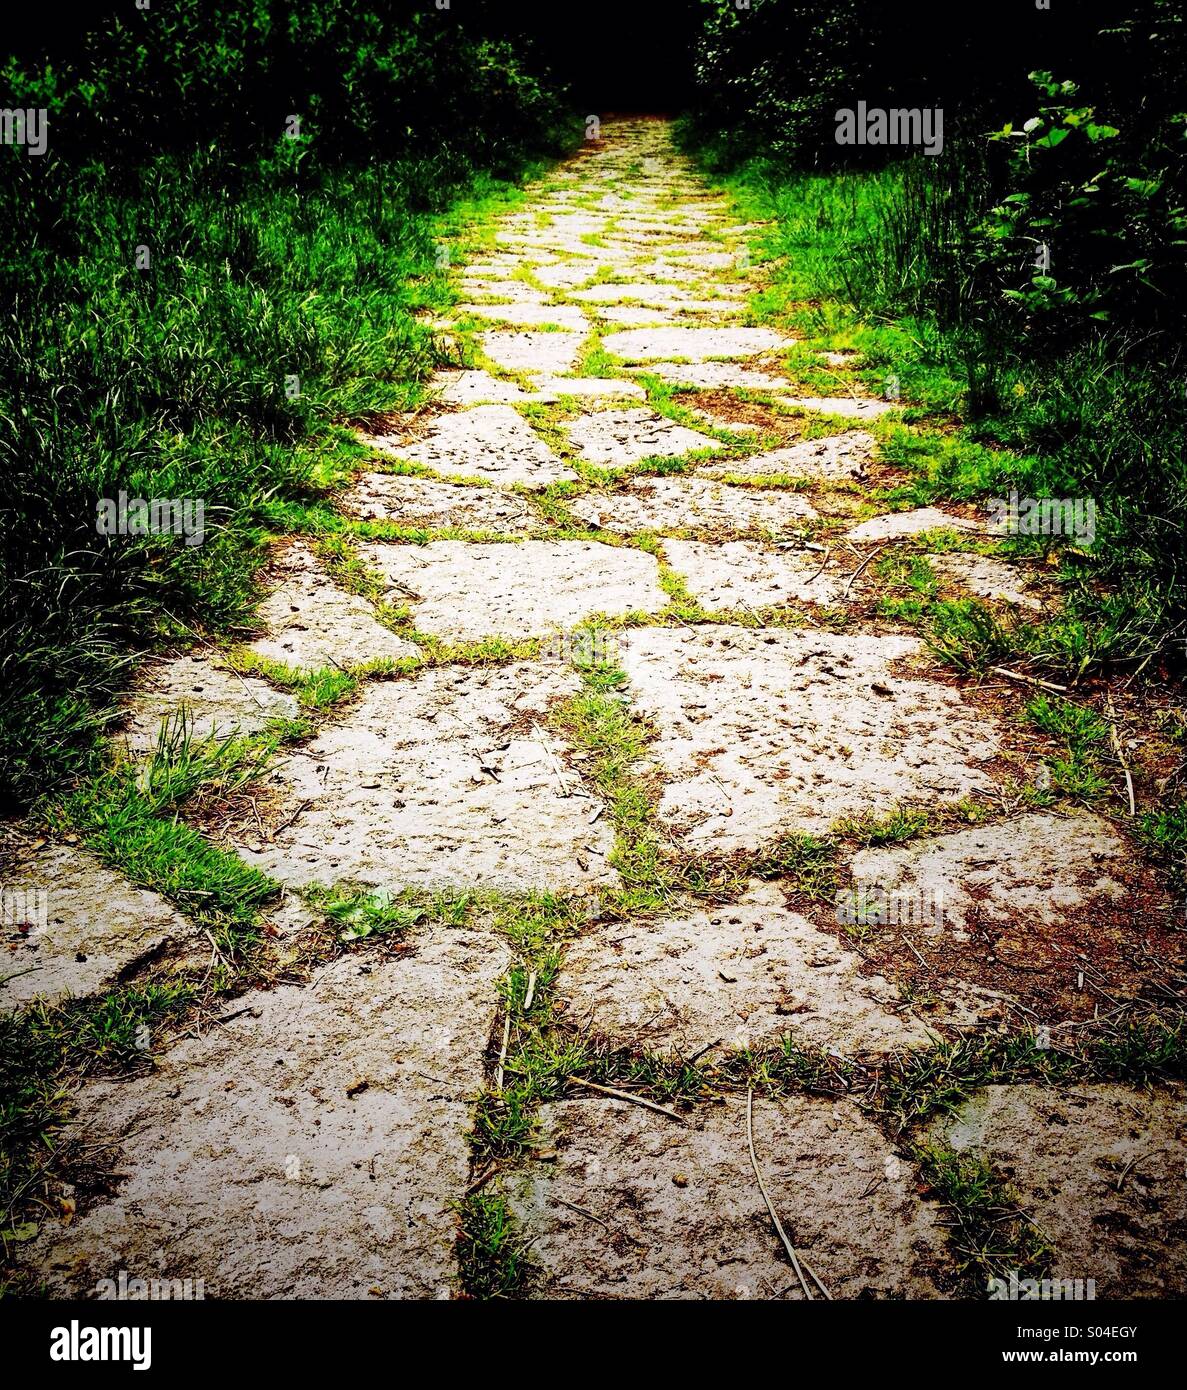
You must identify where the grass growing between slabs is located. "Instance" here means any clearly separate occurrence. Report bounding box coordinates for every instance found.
[451,640,1187,1295]
[679,147,1187,690]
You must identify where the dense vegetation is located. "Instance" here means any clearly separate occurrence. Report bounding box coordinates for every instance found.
[0,1,577,808]
[681,0,1187,676]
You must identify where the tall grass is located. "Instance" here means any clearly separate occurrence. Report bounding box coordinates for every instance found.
[0,7,578,809]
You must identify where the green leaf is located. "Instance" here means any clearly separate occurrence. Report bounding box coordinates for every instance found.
[1034,127,1071,149]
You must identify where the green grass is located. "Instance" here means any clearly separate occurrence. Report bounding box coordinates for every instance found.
[456,1190,533,1299]
[43,714,285,950]
[685,149,1186,685]
[1137,802,1187,891]
[0,9,579,812]
[914,1143,1052,1291]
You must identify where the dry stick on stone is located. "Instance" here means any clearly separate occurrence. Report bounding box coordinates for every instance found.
[802,546,832,587]
[1116,1148,1166,1191]
[987,666,1068,694]
[163,608,268,710]
[494,1010,512,1094]
[746,1087,833,1301]
[568,1075,685,1121]
[1106,694,1137,816]
[843,543,887,599]
[554,1197,611,1230]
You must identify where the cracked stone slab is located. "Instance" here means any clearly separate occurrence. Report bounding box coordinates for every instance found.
[455,279,548,304]
[601,328,790,361]
[524,375,646,402]
[674,251,738,270]
[703,432,876,483]
[557,880,931,1055]
[563,408,721,466]
[479,331,584,375]
[590,306,674,327]
[663,538,847,609]
[628,361,798,391]
[120,655,300,753]
[569,283,688,304]
[239,665,615,892]
[429,369,530,406]
[358,540,666,640]
[569,477,818,536]
[781,396,898,421]
[847,508,981,541]
[931,1083,1187,1297]
[929,553,1049,612]
[372,405,574,487]
[343,474,536,536]
[509,1095,948,1299]
[618,627,998,848]
[0,828,195,1011]
[247,542,418,670]
[848,813,1130,933]
[457,302,589,332]
[533,262,599,290]
[21,936,509,1298]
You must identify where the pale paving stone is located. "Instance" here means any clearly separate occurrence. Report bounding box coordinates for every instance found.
[21,936,509,1298]
[533,262,599,290]
[456,279,549,304]
[557,880,932,1055]
[456,302,589,332]
[343,474,536,536]
[928,553,1049,611]
[248,542,418,670]
[618,627,999,849]
[524,375,646,402]
[932,1082,1187,1297]
[847,507,981,541]
[120,655,299,754]
[628,361,797,390]
[480,330,584,374]
[371,405,573,487]
[429,368,530,405]
[590,306,673,327]
[569,477,818,536]
[848,813,1129,933]
[509,1095,948,1299]
[238,665,615,892]
[0,827,195,1011]
[674,250,738,270]
[602,327,790,361]
[563,408,721,466]
[782,396,899,420]
[663,538,847,609]
[571,285,741,310]
[359,540,666,641]
[569,283,687,304]
[703,432,876,482]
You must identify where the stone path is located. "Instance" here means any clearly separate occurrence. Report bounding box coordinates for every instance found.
[6,119,1183,1301]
